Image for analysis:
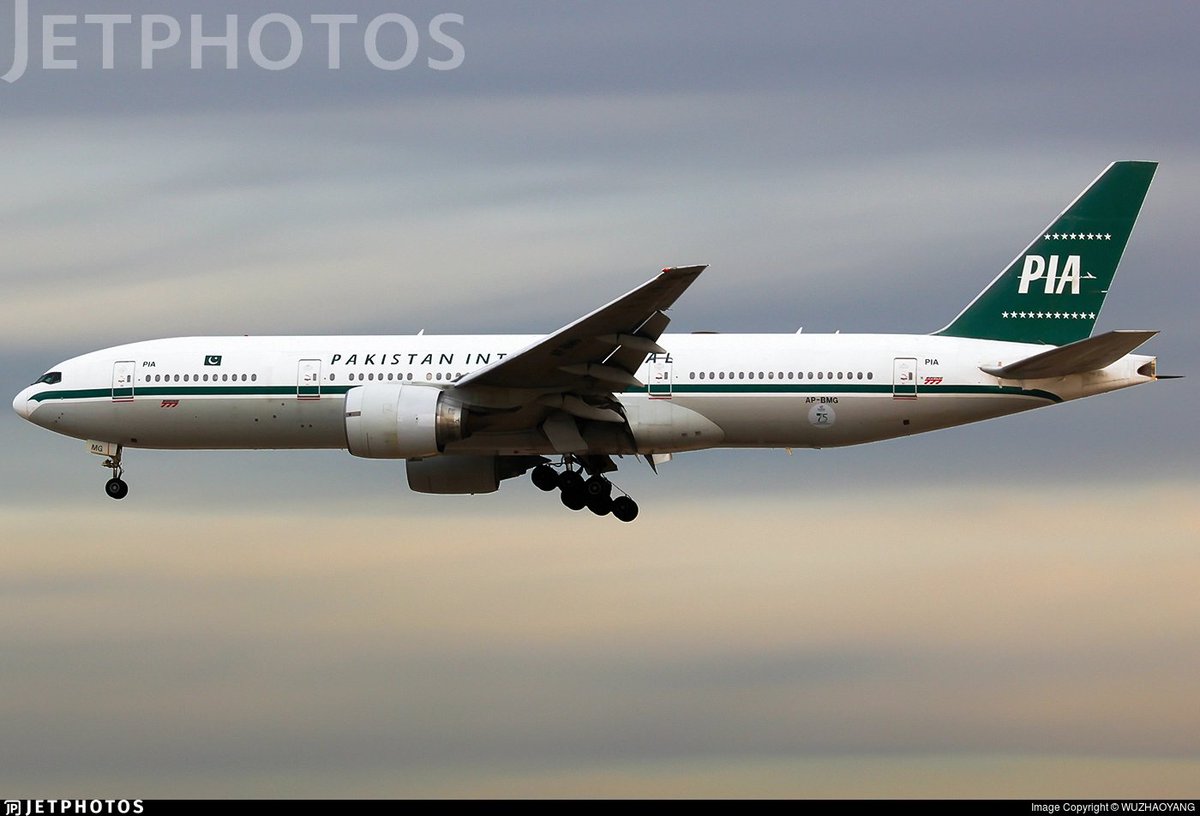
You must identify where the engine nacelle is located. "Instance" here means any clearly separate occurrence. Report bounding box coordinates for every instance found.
[344,384,465,459]
[406,456,501,494]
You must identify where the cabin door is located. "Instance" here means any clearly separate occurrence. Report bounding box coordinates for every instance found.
[892,357,918,400]
[647,359,672,399]
[297,359,322,400]
[112,361,136,402]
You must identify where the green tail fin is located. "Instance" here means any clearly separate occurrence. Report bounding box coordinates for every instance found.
[936,161,1157,345]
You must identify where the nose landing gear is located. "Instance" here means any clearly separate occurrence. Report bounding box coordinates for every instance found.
[101,445,128,500]
[105,476,129,500]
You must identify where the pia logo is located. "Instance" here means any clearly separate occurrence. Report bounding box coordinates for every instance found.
[1017,254,1094,295]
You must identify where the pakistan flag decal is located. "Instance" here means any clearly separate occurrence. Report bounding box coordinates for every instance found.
[204,355,223,366]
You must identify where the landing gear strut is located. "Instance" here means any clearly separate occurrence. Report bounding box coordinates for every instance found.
[530,459,638,522]
[102,446,128,500]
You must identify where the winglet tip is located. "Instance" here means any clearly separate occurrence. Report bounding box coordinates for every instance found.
[661,264,709,275]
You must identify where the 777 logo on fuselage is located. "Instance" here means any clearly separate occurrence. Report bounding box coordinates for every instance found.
[1018,254,1096,295]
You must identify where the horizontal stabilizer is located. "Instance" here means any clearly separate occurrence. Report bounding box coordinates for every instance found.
[981,330,1157,379]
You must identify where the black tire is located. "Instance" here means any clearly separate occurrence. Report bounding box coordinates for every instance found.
[560,488,587,511]
[611,496,638,523]
[587,493,613,516]
[105,478,129,500]
[558,470,584,493]
[584,475,612,498]
[531,464,558,491]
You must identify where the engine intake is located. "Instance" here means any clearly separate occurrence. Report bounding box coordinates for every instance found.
[344,384,465,459]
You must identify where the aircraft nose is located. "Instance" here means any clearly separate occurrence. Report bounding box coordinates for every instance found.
[12,387,33,419]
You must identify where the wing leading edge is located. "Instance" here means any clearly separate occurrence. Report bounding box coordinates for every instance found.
[456,265,706,392]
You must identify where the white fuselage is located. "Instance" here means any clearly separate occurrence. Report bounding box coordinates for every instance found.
[12,332,1154,455]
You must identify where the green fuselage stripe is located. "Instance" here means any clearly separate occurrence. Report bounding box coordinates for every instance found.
[30,383,1062,404]
[663,383,1061,401]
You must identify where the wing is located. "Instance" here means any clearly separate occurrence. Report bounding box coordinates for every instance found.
[456,265,706,393]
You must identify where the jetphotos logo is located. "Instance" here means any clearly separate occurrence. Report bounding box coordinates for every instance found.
[1,0,465,84]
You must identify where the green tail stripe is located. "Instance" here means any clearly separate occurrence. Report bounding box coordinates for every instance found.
[936,161,1156,346]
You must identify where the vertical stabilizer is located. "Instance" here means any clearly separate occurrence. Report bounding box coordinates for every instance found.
[936,161,1156,345]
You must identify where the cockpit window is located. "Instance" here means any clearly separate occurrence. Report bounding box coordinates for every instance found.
[35,372,62,385]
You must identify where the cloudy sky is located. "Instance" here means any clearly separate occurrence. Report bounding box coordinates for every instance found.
[2,0,1197,797]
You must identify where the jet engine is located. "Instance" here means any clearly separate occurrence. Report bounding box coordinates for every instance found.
[344,384,465,459]
[406,455,500,494]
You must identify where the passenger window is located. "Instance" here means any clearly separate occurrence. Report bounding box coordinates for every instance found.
[867,372,874,380]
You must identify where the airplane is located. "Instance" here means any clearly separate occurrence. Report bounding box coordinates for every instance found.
[13,161,1170,522]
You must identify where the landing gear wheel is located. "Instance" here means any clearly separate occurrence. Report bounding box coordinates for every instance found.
[611,496,638,523]
[561,488,587,511]
[584,475,612,498]
[558,470,584,493]
[531,464,558,491]
[586,493,613,516]
[105,478,129,500]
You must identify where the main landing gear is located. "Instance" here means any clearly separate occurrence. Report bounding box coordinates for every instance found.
[530,461,639,522]
[102,446,129,500]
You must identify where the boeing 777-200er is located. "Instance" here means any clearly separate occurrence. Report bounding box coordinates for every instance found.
[13,162,1171,521]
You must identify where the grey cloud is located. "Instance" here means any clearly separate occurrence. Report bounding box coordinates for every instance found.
[2,495,1197,795]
